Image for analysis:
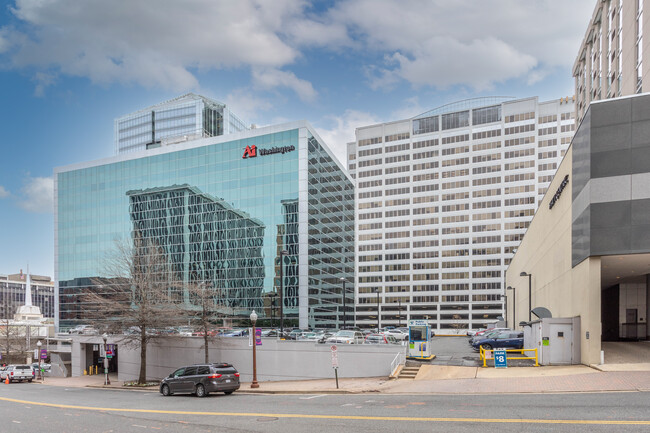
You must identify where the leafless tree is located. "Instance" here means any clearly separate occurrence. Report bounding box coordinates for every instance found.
[83,234,187,384]
[186,281,222,364]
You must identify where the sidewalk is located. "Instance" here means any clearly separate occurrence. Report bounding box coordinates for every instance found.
[33,363,650,395]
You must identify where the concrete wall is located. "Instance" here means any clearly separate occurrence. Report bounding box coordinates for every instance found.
[116,337,406,382]
[507,145,603,365]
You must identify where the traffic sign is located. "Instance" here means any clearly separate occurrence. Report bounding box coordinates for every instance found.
[494,349,507,368]
[330,345,337,352]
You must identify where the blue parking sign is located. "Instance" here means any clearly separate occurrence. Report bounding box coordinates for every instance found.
[494,349,507,368]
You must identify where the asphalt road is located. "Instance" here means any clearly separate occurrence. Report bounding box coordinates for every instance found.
[1,383,649,432]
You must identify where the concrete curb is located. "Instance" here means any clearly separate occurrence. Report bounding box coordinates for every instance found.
[86,385,159,392]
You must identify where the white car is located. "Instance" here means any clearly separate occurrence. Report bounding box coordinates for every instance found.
[383,328,409,340]
[326,330,365,344]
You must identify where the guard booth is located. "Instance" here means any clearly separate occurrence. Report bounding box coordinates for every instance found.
[407,319,433,360]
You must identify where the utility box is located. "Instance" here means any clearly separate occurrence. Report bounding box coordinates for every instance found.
[524,317,581,365]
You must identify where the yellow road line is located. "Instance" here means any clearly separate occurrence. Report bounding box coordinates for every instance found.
[1,396,649,425]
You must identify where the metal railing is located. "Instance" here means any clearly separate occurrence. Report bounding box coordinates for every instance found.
[390,350,406,377]
[480,346,539,367]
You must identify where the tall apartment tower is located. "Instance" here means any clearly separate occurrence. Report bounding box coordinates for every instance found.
[114,93,248,154]
[574,0,649,120]
[348,96,575,332]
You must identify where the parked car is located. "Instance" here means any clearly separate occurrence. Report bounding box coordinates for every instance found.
[472,331,524,351]
[364,333,399,344]
[383,328,409,341]
[469,328,510,345]
[31,362,52,373]
[160,363,240,397]
[0,366,8,380]
[223,329,248,337]
[68,325,98,335]
[326,330,365,344]
[3,365,35,383]
[467,328,485,337]
[261,329,278,337]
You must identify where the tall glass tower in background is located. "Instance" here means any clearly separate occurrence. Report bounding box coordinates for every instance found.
[114,93,249,154]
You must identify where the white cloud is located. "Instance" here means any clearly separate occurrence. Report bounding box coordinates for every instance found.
[252,68,317,102]
[32,71,56,97]
[331,0,594,91]
[0,0,595,97]
[2,0,307,92]
[315,110,381,164]
[224,88,273,125]
[17,176,53,213]
[0,185,9,198]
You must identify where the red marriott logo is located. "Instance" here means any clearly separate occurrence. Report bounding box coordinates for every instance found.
[242,145,257,159]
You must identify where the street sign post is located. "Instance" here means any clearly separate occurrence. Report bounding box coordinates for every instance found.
[331,345,339,389]
[494,349,507,368]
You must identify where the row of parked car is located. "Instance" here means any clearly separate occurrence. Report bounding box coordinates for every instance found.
[468,327,524,351]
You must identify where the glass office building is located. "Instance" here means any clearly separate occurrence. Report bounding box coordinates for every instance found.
[55,121,354,331]
[114,93,249,154]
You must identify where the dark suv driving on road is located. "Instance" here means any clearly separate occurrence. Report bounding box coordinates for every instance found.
[160,363,240,397]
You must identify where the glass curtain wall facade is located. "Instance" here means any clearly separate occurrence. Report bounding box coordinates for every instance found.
[56,122,354,331]
[114,93,248,154]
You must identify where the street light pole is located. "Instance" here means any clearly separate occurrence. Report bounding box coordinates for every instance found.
[279,250,288,337]
[520,272,532,322]
[102,333,110,385]
[507,286,516,328]
[501,294,508,328]
[398,298,402,327]
[36,340,42,381]
[250,310,259,389]
[339,278,346,330]
[376,289,380,332]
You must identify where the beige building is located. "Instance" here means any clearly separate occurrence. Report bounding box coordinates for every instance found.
[574,0,649,120]
[506,93,650,365]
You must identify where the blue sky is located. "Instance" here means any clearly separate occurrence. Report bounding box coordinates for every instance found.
[0,0,594,277]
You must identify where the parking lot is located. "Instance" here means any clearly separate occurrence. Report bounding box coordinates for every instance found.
[428,336,482,367]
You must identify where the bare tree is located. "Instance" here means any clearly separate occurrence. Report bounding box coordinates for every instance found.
[83,235,187,384]
[186,281,221,364]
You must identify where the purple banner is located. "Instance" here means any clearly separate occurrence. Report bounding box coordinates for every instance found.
[255,328,262,346]
[40,348,47,359]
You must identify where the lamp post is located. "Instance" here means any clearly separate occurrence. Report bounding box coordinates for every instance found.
[520,272,532,322]
[507,286,516,329]
[279,250,289,337]
[36,340,42,381]
[398,297,402,327]
[339,278,347,330]
[376,288,381,332]
[270,293,277,329]
[102,333,110,385]
[250,310,259,389]
[501,294,508,328]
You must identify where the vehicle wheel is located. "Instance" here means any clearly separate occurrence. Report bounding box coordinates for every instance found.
[195,384,207,398]
[224,391,234,395]
[28,379,32,383]
[161,384,171,396]
[481,344,493,350]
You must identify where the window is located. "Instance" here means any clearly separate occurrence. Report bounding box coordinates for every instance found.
[358,137,382,146]
[472,105,501,125]
[441,111,470,130]
[413,116,439,135]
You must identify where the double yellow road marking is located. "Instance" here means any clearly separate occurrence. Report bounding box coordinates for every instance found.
[1,396,649,425]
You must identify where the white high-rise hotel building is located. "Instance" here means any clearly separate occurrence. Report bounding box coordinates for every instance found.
[348,96,576,332]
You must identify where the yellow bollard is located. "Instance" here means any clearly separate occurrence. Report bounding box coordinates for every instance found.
[83,369,87,375]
